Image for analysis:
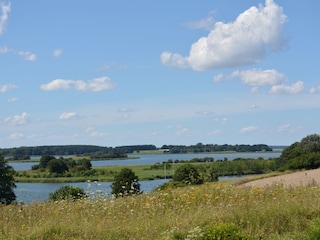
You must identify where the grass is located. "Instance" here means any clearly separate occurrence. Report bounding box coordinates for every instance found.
[1,176,320,239]
[14,164,178,183]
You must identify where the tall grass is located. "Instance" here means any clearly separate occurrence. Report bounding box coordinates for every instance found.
[1,180,320,239]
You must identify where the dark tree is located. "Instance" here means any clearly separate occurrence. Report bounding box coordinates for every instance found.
[111,168,141,197]
[39,155,56,169]
[48,186,85,201]
[47,159,68,174]
[276,134,320,170]
[76,158,92,170]
[0,155,16,204]
[173,163,203,185]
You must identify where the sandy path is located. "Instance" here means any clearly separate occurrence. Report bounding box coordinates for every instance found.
[242,168,320,188]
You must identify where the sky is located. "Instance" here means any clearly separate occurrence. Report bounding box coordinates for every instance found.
[0,0,319,148]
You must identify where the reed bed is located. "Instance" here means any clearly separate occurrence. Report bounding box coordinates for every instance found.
[1,181,320,239]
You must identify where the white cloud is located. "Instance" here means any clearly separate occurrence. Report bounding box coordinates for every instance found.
[208,130,222,135]
[161,0,287,71]
[5,112,29,126]
[277,124,290,133]
[17,50,37,61]
[214,68,287,92]
[214,118,228,124]
[309,86,320,94]
[40,77,115,92]
[269,81,304,94]
[249,104,259,109]
[0,46,37,61]
[185,11,216,31]
[213,74,225,83]
[89,131,109,138]
[231,69,285,87]
[9,133,24,140]
[196,111,215,116]
[0,84,17,93]
[176,127,189,136]
[0,1,10,36]
[7,97,17,102]
[96,61,128,71]
[53,48,63,57]
[240,126,258,133]
[59,112,78,120]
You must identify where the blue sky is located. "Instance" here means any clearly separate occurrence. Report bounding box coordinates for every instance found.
[0,0,319,148]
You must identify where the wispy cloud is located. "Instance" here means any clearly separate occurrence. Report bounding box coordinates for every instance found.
[214,68,286,91]
[161,0,287,71]
[4,112,29,126]
[213,69,304,94]
[59,112,78,120]
[214,118,228,124]
[0,1,10,36]
[9,132,24,140]
[0,46,37,61]
[309,86,320,94]
[240,126,258,133]
[96,61,128,71]
[0,84,17,93]
[53,48,63,57]
[40,77,115,92]
[185,11,216,31]
[7,97,17,103]
[269,81,304,94]
[277,124,290,133]
[232,69,286,87]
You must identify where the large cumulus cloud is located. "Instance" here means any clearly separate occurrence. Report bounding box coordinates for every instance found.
[161,0,287,71]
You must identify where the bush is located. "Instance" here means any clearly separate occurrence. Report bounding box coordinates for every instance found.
[47,159,68,173]
[111,168,141,197]
[48,186,85,201]
[201,222,248,240]
[173,163,203,185]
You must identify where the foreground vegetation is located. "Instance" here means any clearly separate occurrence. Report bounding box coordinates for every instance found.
[1,178,320,239]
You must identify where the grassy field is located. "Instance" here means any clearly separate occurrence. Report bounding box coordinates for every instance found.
[14,164,177,183]
[1,177,320,239]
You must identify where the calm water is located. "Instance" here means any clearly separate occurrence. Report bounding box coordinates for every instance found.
[15,179,169,203]
[10,152,281,203]
[15,175,247,204]
[9,152,281,171]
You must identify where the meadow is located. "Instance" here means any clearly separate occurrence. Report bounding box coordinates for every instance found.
[1,175,320,239]
[14,163,175,183]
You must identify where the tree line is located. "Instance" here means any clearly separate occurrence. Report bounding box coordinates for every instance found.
[161,143,272,153]
[0,144,157,159]
[1,143,273,159]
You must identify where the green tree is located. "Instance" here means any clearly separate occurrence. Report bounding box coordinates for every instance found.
[0,155,16,204]
[172,163,203,185]
[47,159,68,174]
[48,186,85,201]
[77,158,92,170]
[277,134,320,170]
[111,168,141,197]
[39,155,56,169]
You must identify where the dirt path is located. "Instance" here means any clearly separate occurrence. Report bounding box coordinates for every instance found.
[242,168,320,188]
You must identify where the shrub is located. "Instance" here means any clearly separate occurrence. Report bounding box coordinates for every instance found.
[111,168,141,197]
[173,163,203,185]
[201,222,248,240]
[48,185,85,201]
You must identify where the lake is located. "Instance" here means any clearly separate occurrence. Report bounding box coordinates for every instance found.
[15,175,248,204]
[9,152,281,171]
[10,152,281,203]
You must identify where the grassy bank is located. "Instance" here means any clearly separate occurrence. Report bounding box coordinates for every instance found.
[1,179,320,239]
[14,164,177,183]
